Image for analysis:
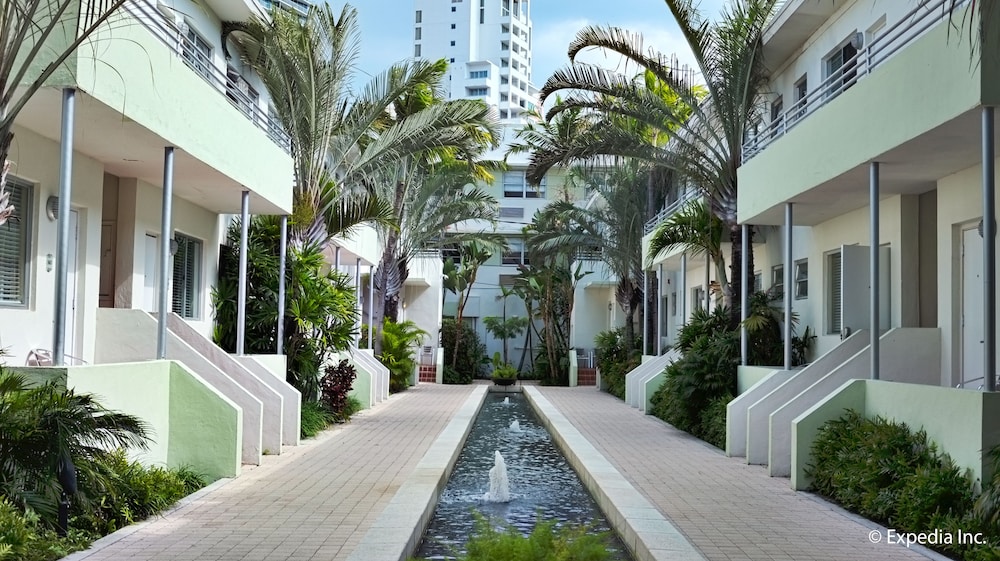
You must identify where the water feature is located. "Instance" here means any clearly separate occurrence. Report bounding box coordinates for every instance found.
[416,393,630,560]
[483,451,511,503]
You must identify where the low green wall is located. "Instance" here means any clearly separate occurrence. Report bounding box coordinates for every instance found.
[791,380,1000,491]
[737,366,779,395]
[8,366,68,389]
[168,361,242,481]
[347,356,373,410]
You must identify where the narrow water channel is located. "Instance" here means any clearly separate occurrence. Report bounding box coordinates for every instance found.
[416,392,631,560]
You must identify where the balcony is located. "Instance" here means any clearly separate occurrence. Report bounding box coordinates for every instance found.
[743,0,954,160]
[125,0,291,153]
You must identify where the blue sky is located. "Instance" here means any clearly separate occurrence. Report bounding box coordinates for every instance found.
[329,0,725,89]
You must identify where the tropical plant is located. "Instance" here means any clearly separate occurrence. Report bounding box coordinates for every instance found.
[443,242,496,370]
[377,320,428,392]
[483,316,528,367]
[647,198,727,299]
[0,371,149,526]
[213,217,357,398]
[0,0,130,225]
[594,326,642,399]
[319,360,357,419]
[299,400,335,439]
[526,0,782,323]
[440,319,485,384]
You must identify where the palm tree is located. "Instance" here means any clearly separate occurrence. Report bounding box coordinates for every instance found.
[0,0,130,224]
[524,0,780,324]
[524,162,650,351]
[647,198,727,301]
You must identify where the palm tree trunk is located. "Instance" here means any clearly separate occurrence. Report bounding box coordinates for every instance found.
[728,223,755,328]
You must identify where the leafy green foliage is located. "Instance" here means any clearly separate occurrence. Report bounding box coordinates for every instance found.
[0,498,92,561]
[320,360,357,420]
[300,400,335,439]
[483,316,529,366]
[807,411,1000,558]
[0,371,149,525]
[440,319,485,384]
[594,327,641,400]
[412,512,612,561]
[213,216,358,400]
[376,320,428,392]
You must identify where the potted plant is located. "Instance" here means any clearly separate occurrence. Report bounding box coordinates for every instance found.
[490,352,519,386]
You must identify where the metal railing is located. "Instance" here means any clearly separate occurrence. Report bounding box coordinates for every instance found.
[743,0,957,160]
[121,0,292,153]
[643,189,701,234]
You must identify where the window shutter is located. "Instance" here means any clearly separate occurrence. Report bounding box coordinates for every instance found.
[0,181,30,304]
[830,252,842,334]
[171,234,201,318]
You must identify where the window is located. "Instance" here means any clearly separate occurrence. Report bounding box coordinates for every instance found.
[693,286,706,311]
[828,251,842,335]
[450,40,456,46]
[792,76,807,122]
[415,27,421,40]
[450,58,455,63]
[171,234,202,319]
[415,44,422,57]
[415,10,421,23]
[771,264,784,295]
[468,87,488,96]
[226,66,259,118]
[671,292,677,316]
[502,171,545,198]
[499,274,518,287]
[824,38,859,97]
[451,6,456,11]
[500,93,508,102]
[500,76,509,85]
[0,178,32,306]
[499,109,508,119]
[451,23,456,29]
[770,95,783,137]
[502,238,528,265]
[753,271,762,293]
[470,70,488,78]
[182,27,212,79]
[794,259,808,299]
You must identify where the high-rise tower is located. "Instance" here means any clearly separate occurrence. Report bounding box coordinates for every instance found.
[412,0,539,122]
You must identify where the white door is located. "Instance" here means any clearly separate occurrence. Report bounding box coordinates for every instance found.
[143,234,158,312]
[961,227,985,387]
[66,210,79,361]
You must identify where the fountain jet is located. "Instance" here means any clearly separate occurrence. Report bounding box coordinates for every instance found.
[484,451,511,503]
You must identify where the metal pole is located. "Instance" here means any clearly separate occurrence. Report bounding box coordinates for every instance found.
[52,89,75,366]
[276,215,287,354]
[355,258,362,346]
[784,203,793,370]
[335,246,341,270]
[705,254,711,310]
[680,254,688,324]
[870,162,881,381]
[741,223,749,365]
[156,147,175,359]
[236,190,250,355]
[642,270,649,355]
[984,107,996,391]
[656,264,663,355]
[368,265,375,349]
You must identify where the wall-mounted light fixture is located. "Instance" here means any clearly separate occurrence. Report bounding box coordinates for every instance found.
[850,31,864,50]
[45,196,60,221]
[169,239,179,256]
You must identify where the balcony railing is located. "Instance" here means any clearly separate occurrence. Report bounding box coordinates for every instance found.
[742,0,956,161]
[644,189,701,235]
[122,0,292,153]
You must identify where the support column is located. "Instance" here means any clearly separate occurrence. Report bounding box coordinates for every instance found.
[156,147,175,360]
[870,162,881,380]
[335,247,341,270]
[704,254,711,310]
[53,89,75,366]
[368,265,375,349]
[741,223,749,366]
[355,258,362,346]
[277,215,288,354]
[984,107,996,391]
[680,254,688,325]
[642,270,649,355]
[656,264,664,355]
[784,203,793,370]
[236,190,250,356]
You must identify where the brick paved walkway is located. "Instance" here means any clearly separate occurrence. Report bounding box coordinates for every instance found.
[66,383,477,561]
[536,387,935,561]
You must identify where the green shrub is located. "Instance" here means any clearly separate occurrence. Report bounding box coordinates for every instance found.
[441,319,484,383]
[0,498,92,561]
[414,513,613,561]
[320,359,356,418]
[300,400,334,438]
[378,320,428,393]
[807,411,1000,558]
[698,392,733,450]
[594,327,641,400]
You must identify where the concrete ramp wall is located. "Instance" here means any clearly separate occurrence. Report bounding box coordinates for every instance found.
[745,330,869,466]
[95,308,264,465]
[768,328,941,477]
[726,369,789,458]
[625,352,678,409]
[165,314,285,455]
[353,348,389,403]
[239,356,301,447]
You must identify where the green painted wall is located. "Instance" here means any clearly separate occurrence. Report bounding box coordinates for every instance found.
[168,362,242,481]
[350,360,374,410]
[737,366,778,395]
[739,13,983,223]
[790,379,866,490]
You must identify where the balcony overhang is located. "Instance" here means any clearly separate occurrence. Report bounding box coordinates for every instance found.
[762,0,851,69]
[16,88,286,214]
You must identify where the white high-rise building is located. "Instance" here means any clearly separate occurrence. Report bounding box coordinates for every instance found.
[412,0,540,122]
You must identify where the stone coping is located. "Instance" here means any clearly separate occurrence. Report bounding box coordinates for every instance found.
[345,384,489,561]
[524,386,707,561]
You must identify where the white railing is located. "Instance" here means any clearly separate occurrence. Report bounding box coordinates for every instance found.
[643,189,701,234]
[122,0,292,153]
[743,0,956,160]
